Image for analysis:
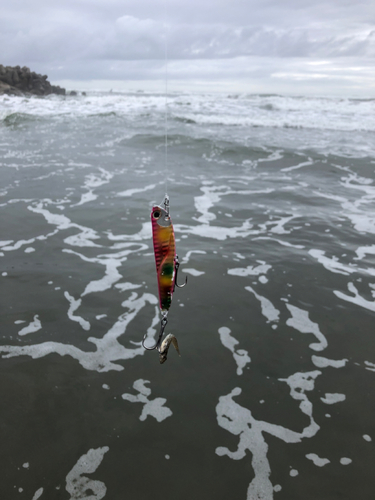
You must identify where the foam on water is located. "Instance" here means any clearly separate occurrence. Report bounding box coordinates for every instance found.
[122,379,172,422]
[334,282,375,312]
[311,356,348,369]
[182,268,205,276]
[64,244,148,297]
[364,361,375,372]
[228,261,272,277]
[320,393,346,405]
[66,446,109,500]
[64,292,91,331]
[305,454,330,467]
[286,304,327,352]
[71,168,113,207]
[218,327,251,375]
[18,315,42,336]
[309,249,375,277]
[29,204,102,248]
[180,250,206,264]
[0,292,159,371]
[32,488,44,500]
[245,287,280,324]
[216,371,321,499]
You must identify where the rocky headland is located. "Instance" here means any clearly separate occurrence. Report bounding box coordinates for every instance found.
[0,65,66,96]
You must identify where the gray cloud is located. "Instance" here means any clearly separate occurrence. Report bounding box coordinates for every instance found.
[1,0,374,95]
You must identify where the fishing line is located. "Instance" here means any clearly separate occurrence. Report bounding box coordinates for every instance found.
[164,0,169,197]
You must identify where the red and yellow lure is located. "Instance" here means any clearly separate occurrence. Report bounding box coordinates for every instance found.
[142,195,187,363]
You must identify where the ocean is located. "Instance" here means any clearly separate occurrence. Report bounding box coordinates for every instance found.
[1,91,375,499]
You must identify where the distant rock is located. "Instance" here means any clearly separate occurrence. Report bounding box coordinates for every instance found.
[0,64,66,96]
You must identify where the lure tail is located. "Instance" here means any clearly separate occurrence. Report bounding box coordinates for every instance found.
[159,334,181,364]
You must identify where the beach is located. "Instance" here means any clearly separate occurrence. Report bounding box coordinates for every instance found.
[1,91,375,499]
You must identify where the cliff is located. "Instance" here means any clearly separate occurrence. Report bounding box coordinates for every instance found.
[0,65,66,96]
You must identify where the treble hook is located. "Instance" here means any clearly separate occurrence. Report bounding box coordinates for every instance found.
[142,314,168,351]
[174,255,188,289]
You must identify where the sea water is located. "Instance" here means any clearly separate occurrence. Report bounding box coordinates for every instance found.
[1,91,375,499]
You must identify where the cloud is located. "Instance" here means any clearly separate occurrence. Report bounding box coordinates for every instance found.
[0,0,374,95]
[2,14,374,64]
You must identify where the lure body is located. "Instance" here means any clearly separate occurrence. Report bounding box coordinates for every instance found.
[151,204,176,312]
[142,198,186,359]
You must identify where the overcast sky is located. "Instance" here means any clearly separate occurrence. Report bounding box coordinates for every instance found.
[1,0,374,95]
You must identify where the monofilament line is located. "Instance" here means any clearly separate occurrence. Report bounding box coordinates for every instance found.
[164,0,169,197]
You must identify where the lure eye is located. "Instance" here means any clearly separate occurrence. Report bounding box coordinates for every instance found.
[153,211,161,219]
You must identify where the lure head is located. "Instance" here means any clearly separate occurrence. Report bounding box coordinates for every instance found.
[151,205,172,228]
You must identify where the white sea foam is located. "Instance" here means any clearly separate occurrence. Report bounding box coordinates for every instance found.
[364,361,375,372]
[247,288,279,324]
[117,183,157,197]
[311,356,348,369]
[218,327,251,375]
[340,457,352,465]
[0,292,159,372]
[253,236,305,249]
[63,243,147,296]
[180,250,206,264]
[281,159,314,172]
[216,371,320,499]
[174,219,257,241]
[114,282,143,292]
[0,240,14,247]
[0,230,58,252]
[245,286,280,323]
[28,203,102,248]
[334,282,375,312]
[106,222,152,242]
[122,379,172,422]
[32,488,44,500]
[182,268,205,276]
[363,434,372,442]
[306,453,330,467]
[286,304,327,351]
[258,215,298,235]
[193,184,274,224]
[233,252,246,260]
[66,446,109,500]
[309,249,356,276]
[2,94,374,138]
[354,244,375,260]
[309,249,375,277]
[228,261,271,277]
[65,292,90,330]
[18,315,42,336]
[320,393,346,404]
[71,168,113,207]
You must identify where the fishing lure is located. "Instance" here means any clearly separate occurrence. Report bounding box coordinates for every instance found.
[142,195,187,363]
